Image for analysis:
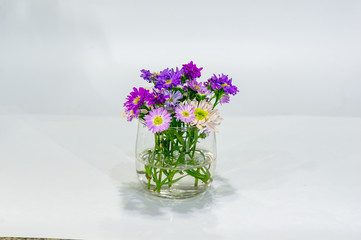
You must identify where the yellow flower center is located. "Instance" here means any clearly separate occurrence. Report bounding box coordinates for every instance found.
[182,111,190,117]
[165,80,172,85]
[153,116,163,125]
[168,98,174,102]
[195,108,209,121]
[133,96,140,104]
[195,85,200,90]
[153,73,160,76]
[222,83,229,87]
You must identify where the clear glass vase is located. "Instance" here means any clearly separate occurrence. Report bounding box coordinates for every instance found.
[135,120,217,199]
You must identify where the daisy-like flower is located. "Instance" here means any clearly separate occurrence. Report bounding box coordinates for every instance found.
[182,61,203,79]
[144,107,172,133]
[124,87,148,111]
[205,74,239,95]
[143,87,155,107]
[175,103,195,123]
[136,87,167,107]
[197,86,210,97]
[188,79,202,91]
[140,69,153,83]
[155,68,182,89]
[188,99,223,132]
[152,89,167,105]
[188,79,210,97]
[164,90,183,109]
[156,68,170,80]
[122,108,140,122]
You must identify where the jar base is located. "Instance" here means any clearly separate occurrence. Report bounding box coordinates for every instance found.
[139,181,212,199]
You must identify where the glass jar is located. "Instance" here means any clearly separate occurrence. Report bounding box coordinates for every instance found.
[135,120,217,199]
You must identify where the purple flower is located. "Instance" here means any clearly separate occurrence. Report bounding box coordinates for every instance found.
[157,68,170,79]
[188,79,210,96]
[188,79,202,91]
[164,90,183,109]
[142,88,167,107]
[175,104,195,123]
[152,89,167,105]
[197,86,210,97]
[140,69,153,83]
[155,68,182,89]
[143,91,156,107]
[124,87,148,111]
[145,107,172,133]
[124,108,140,121]
[205,74,239,95]
[182,61,203,79]
[220,94,230,105]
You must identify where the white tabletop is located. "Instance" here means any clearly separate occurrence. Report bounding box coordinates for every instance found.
[1,114,360,240]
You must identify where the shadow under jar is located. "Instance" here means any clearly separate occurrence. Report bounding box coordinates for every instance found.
[135,120,217,199]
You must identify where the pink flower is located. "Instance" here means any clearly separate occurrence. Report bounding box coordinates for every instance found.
[144,107,171,133]
[175,103,195,123]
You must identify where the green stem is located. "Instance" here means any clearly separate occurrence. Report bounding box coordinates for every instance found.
[209,95,216,102]
[194,168,200,187]
[145,165,151,190]
[168,172,174,188]
[157,169,163,193]
[191,129,199,158]
[212,96,220,110]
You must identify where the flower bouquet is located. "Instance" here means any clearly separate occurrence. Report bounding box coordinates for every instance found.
[123,61,238,198]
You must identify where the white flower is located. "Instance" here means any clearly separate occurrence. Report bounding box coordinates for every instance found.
[188,99,223,132]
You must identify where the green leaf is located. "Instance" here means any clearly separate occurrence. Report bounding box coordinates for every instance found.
[174,131,185,145]
[164,175,187,185]
[185,169,208,183]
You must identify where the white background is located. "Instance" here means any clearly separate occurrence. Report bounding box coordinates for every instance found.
[1,1,361,239]
[1,0,361,117]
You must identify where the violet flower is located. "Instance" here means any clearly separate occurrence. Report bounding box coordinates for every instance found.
[164,90,183,109]
[124,87,148,111]
[205,74,239,95]
[155,68,182,89]
[182,61,203,79]
[140,69,153,83]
